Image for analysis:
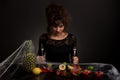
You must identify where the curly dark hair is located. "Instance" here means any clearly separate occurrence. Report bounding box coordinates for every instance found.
[45,3,71,33]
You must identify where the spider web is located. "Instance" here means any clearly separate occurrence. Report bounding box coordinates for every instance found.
[0,40,35,80]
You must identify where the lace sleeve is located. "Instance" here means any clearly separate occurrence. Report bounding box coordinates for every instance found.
[70,33,77,56]
[37,33,47,56]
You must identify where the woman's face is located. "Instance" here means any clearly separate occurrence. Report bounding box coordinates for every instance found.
[52,23,64,34]
[51,20,65,34]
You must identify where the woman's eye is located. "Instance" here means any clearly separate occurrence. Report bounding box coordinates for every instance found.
[52,23,64,28]
[59,25,64,27]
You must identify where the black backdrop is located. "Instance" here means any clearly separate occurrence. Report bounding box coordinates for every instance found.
[0,0,119,71]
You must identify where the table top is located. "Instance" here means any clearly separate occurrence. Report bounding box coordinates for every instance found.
[0,62,120,80]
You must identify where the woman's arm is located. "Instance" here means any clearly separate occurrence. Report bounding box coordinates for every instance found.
[71,34,79,64]
[37,34,46,63]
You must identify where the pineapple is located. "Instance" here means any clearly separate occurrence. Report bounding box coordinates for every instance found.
[22,40,36,72]
[23,52,36,72]
[23,40,35,53]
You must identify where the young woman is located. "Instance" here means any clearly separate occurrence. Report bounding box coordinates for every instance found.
[37,3,79,64]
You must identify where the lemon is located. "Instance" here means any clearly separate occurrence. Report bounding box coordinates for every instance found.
[68,65,73,70]
[32,67,42,75]
[88,66,94,70]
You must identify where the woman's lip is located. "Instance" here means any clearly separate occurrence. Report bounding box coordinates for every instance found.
[55,31,60,33]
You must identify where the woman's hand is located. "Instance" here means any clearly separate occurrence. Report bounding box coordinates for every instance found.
[73,56,79,64]
[36,55,46,63]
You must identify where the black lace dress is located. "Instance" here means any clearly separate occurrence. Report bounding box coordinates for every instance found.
[38,33,77,63]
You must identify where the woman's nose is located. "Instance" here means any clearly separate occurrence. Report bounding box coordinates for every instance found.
[56,27,60,31]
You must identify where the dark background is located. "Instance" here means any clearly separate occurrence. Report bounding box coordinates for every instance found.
[0,0,119,71]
